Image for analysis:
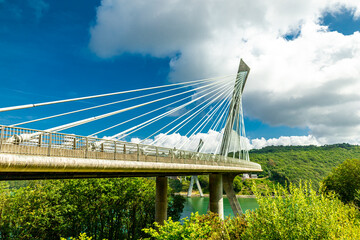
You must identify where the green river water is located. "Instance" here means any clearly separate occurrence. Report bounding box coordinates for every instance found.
[180,197,258,219]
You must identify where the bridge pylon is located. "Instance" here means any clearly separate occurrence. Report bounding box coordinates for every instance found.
[209,59,250,218]
[219,58,250,158]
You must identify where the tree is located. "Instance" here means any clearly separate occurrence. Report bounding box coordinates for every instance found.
[0,177,185,240]
[321,159,360,205]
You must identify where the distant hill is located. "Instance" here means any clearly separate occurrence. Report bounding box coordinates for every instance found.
[247,144,360,187]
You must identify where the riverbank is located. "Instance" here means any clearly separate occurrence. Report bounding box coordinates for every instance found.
[176,192,256,198]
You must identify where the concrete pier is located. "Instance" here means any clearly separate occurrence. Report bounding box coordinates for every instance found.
[187,175,204,197]
[155,176,168,224]
[223,174,243,216]
[209,173,223,219]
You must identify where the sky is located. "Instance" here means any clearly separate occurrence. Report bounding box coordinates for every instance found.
[0,0,360,149]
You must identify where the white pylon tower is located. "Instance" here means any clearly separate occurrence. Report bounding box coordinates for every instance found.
[219,59,250,160]
[209,59,251,219]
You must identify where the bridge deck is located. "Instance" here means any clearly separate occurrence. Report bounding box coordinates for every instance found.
[0,125,261,180]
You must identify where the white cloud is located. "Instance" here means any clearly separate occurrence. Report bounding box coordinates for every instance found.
[251,135,320,149]
[131,130,226,153]
[130,130,321,151]
[89,0,360,145]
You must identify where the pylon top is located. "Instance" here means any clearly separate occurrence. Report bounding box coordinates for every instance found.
[237,59,250,94]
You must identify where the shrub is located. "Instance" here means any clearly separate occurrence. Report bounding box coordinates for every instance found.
[144,182,360,239]
[61,233,94,240]
[244,182,360,239]
[143,212,247,240]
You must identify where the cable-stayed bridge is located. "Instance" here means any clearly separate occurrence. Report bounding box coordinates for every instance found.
[0,59,261,221]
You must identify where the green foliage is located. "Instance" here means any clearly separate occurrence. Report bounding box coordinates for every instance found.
[232,176,276,195]
[168,178,182,193]
[240,178,276,195]
[0,181,70,239]
[175,176,210,194]
[145,183,360,240]
[244,182,360,239]
[248,144,360,187]
[355,189,360,208]
[61,232,96,240]
[180,178,190,192]
[197,175,209,193]
[167,194,186,221]
[322,159,360,205]
[143,212,247,240]
[232,176,244,193]
[0,178,183,240]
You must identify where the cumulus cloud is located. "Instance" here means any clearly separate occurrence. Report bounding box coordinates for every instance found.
[89,0,360,145]
[131,130,226,153]
[251,135,320,149]
[130,130,320,151]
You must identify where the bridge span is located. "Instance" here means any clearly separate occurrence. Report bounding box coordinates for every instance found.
[0,124,261,222]
[0,125,261,180]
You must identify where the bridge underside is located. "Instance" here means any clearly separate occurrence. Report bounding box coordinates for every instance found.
[0,153,261,181]
[0,172,219,181]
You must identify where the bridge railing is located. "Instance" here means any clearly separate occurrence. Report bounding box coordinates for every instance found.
[0,125,261,169]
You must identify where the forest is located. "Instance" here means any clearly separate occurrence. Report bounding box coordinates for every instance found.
[249,143,360,186]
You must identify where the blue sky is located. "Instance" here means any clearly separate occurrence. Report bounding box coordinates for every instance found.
[0,0,174,139]
[0,0,360,148]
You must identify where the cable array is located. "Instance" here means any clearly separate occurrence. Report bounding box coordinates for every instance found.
[0,72,250,159]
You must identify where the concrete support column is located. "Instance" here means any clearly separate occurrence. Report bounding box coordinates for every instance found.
[187,176,195,197]
[194,176,204,197]
[187,175,204,197]
[223,174,243,216]
[209,173,223,219]
[155,176,168,224]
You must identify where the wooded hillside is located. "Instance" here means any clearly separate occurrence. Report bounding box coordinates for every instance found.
[249,144,360,187]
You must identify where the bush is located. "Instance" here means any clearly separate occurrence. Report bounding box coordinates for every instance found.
[145,183,360,240]
[244,182,360,239]
[61,233,95,240]
[143,212,247,240]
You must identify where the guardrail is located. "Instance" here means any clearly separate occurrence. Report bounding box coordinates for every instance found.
[0,125,261,169]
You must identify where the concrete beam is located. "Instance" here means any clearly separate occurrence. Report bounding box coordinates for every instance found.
[155,176,168,224]
[209,173,223,219]
[0,154,262,174]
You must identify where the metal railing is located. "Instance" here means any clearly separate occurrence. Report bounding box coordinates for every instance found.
[0,125,261,169]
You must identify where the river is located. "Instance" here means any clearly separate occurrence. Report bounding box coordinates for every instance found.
[180,196,258,219]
